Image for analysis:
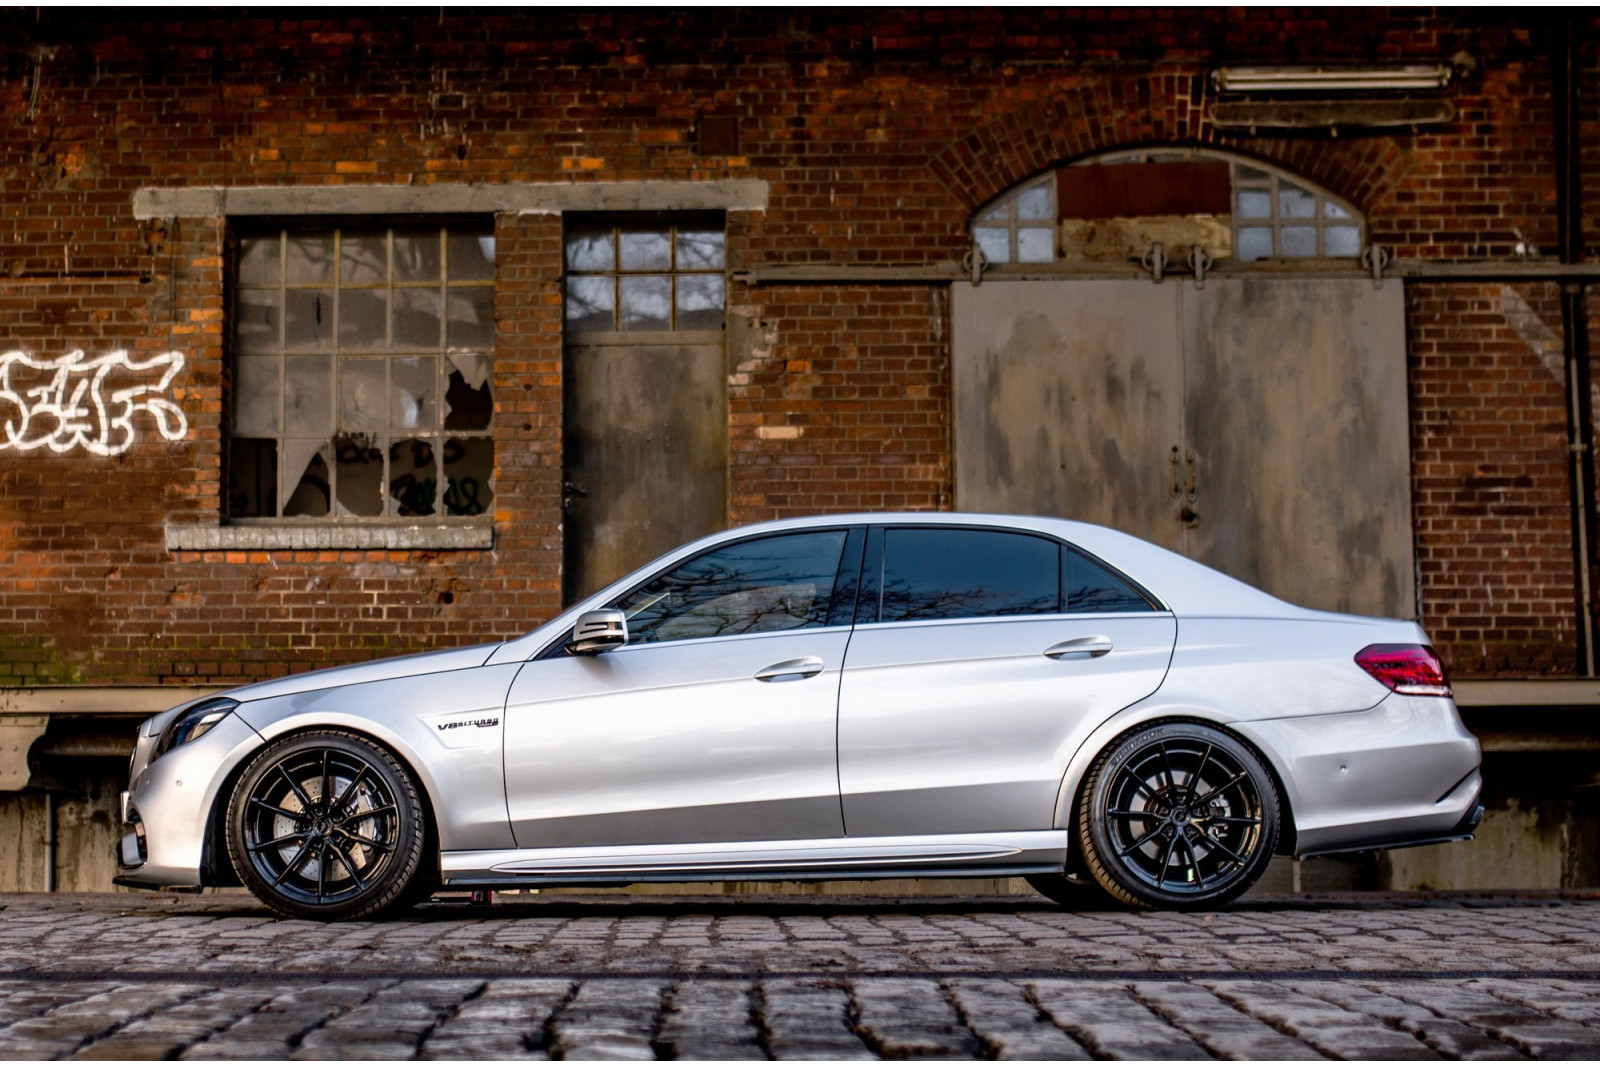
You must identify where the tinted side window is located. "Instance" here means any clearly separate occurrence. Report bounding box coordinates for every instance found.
[1063,546,1157,613]
[616,530,849,644]
[879,528,1059,623]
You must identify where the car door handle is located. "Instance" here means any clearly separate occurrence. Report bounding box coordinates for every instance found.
[754,656,826,682]
[1043,637,1113,660]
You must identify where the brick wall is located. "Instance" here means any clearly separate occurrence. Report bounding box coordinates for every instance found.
[0,9,1593,682]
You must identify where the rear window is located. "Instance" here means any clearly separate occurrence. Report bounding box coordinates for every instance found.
[878,528,1059,623]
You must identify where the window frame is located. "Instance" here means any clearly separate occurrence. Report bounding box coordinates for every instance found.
[562,211,728,338]
[225,217,497,526]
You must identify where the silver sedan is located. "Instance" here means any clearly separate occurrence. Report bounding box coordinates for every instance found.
[117,513,1483,919]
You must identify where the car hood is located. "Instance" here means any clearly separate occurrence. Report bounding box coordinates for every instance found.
[220,641,505,704]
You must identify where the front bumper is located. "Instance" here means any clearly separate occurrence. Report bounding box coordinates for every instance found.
[114,711,263,889]
[1239,692,1483,858]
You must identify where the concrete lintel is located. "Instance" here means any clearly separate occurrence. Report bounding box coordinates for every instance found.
[165,523,494,552]
[133,180,770,220]
[1453,678,1600,708]
[0,688,218,716]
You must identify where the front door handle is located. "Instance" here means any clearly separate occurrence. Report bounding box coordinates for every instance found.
[754,656,825,682]
[1043,637,1113,660]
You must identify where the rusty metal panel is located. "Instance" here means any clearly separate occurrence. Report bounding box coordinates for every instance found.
[952,281,1187,552]
[1181,279,1413,617]
[563,339,728,603]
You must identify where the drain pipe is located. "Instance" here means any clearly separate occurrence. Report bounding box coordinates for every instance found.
[43,792,57,893]
[1556,15,1597,675]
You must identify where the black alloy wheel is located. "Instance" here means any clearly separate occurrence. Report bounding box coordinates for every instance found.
[1078,723,1279,910]
[227,731,427,920]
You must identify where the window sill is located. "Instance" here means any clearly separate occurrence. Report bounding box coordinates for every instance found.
[165,523,494,552]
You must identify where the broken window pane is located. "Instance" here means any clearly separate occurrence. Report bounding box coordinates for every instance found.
[1235,164,1271,182]
[565,277,614,332]
[339,357,387,431]
[285,233,335,284]
[1236,189,1272,219]
[1236,227,1274,261]
[444,357,493,431]
[675,230,725,270]
[565,223,614,271]
[1016,227,1054,262]
[339,289,389,351]
[974,228,1010,264]
[1015,183,1053,220]
[448,232,496,280]
[676,274,725,331]
[1324,201,1352,220]
[284,354,334,435]
[334,434,385,517]
[443,436,494,517]
[1325,226,1362,258]
[393,287,442,349]
[1281,226,1317,257]
[389,437,437,517]
[620,227,671,271]
[285,290,334,350]
[227,437,277,518]
[238,237,279,285]
[392,228,442,283]
[977,201,1008,223]
[234,291,280,355]
[446,287,494,350]
[282,441,331,517]
[390,357,437,429]
[620,276,671,331]
[340,231,388,286]
[233,356,280,436]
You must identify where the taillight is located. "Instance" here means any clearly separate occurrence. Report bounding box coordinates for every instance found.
[1355,644,1452,697]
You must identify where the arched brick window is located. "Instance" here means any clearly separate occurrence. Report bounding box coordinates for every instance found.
[972,149,1364,264]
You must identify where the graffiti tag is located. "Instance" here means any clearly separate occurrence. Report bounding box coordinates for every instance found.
[0,349,188,456]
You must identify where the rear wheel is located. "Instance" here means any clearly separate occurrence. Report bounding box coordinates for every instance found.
[1078,723,1279,910]
[226,731,427,921]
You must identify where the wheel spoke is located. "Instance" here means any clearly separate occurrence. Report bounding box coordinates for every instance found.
[270,839,315,889]
[329,839,367,891]
[316,840,329,902]
[1155,828,1180,889]
[1200,832,1249,868]
[340,804,396,826]
[1177,832,1202,885]
[248,830,309,854]
[276,765,314,809]
[320,749,332,808]
[249,798,306,822]
[1116,821,1167,858]
[332,765,369,812]
[1191,743,1214,803]
[1107,809,1158,819]
[1115,768,1158,804]
[1206,815,1261,826]
[1191,770,1247,808]
[1159,741,1177,793]
[333,827,393,854]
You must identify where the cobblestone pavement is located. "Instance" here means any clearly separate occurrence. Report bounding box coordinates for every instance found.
[0,891,1598,1059]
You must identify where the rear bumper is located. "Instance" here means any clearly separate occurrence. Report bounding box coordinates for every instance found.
[1238,692,1483,858]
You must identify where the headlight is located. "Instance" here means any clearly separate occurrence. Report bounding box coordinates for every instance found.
[152,697,239,762]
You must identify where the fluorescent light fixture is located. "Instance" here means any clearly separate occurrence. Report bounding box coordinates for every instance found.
[1212,65,1452,93]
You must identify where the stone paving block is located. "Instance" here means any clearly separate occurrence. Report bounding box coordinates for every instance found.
[547,978,667,1060]
[850,977,982,1059]
[943,978,1090,1060]
[1031,979,1215,1059]
[758,978,875,1060]
[1295,980,1527,1060]
[180,981,387,1059]
[654,979,765,1060]
[1201,979,1440,1059]
[70,987,278,1060]
[1388,980,1600,1059]
[1132,980,1326,1060]
[1469,977,1600,1027]
[0,982,204,1060]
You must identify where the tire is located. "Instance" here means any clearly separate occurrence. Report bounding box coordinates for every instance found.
[1077,722,1279,911]
[226,730,428,921]
[1025,872,1113,910]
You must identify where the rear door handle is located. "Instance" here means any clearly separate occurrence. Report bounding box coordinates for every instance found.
[1043,637,1113,660]
[754,656,825,682]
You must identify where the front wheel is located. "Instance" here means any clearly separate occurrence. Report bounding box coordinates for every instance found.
[1077,723,1279,911]
[226,731,428,921]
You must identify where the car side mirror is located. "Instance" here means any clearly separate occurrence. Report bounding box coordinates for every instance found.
[566,608,628,655]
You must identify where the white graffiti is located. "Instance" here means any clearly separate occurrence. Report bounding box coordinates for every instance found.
[0,349,188,456]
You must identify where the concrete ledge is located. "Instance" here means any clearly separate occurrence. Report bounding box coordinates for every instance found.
[165,523,494,552]
[1452,678,1600,708]
[134,179,770,219]
[0,688,218,716]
